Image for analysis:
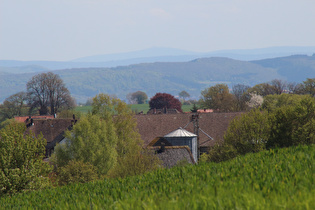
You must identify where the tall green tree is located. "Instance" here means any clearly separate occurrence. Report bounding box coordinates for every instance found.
[92,94,159,177]
[199,84,235,112]
[0,122,52,195]
[53,114,118,175]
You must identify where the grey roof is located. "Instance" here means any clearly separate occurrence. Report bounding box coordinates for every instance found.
[149,146,195,168]
[164,127,197,138]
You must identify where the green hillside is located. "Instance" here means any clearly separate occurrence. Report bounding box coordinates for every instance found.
[1,55,314,103]
[1,145,314,209]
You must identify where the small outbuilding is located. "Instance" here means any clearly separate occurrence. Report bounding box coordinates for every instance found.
[163,127,198,162]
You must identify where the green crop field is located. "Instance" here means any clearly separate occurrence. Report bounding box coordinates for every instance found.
[75,104,194,114]
[1,145,314,209]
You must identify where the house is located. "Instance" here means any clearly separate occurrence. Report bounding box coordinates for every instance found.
[26,117,76,157]
[134,112,243,153]
[148,144,195,168]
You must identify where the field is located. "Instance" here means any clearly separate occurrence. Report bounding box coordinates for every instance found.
[1,145,314,209]
[75,104,194,114]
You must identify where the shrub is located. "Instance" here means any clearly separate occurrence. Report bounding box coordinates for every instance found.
[57,160,98,186]
[109,150,161,178]
[206,143,238,162]
[0,122,52,195]
[224,109,269,155]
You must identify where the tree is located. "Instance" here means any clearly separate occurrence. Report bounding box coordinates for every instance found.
[224,109,270,155]
[248,79,287,96]
[149,93,182,112]
[53,113,118,175]
[232,84,251,111]
[0,92,29,122]
[270,79,287,95]
[179,91,190,101]
[246,93,264,109]
[267,96,315,148]
[92,94,159,177]
[27,72,75,115]
[262,94,310,112]
[302,78,315,96]
[199,84,235,112]
[130,91,148,104]
[0,122,52,195]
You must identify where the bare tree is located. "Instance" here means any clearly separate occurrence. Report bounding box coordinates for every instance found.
[27,72,74,115]
[270,79,287,95]
[232,84,251,111]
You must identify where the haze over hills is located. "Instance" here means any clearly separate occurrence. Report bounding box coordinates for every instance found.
[1,46,315,72]
[1,50,315,103]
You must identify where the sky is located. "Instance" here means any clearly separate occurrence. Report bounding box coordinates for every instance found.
[1,0,315,61]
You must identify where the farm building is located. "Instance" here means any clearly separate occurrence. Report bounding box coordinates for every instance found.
[163,127,198,162]
[134,112,243,153]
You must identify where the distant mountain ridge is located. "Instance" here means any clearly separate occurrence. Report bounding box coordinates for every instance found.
[1,46,315,72]
[1,54,315,103]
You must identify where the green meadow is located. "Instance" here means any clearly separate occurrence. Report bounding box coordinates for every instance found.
[1,145,314,209]
[75,104,194,114]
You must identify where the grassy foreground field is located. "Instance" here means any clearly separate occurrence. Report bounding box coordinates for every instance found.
[1,145,314,209]
[75,104,194,114]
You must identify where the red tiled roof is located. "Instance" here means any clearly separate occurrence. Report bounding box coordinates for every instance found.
[15,115,55,123]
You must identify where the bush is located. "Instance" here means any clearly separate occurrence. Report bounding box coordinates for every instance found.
[109,150,161,178]
[205,96,315,163]
[267,97,315,148]
[206,143,238,163]
[224,109,269,155]
[0,122,52,195]
[57,160,98,186]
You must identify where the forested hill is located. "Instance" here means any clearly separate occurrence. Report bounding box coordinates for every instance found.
[1,55,315,103]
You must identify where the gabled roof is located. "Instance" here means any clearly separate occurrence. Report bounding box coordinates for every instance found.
[135,112,243,148]
[164,127,197,138]
[27,118,74,144]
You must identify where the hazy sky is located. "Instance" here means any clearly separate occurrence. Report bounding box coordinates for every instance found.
[1,0,315,61]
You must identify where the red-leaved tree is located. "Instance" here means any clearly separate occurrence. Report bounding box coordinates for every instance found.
[149,93,182,112]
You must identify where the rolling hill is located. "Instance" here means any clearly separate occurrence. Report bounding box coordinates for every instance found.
[0,54,315,103]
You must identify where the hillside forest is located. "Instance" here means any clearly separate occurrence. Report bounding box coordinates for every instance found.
[1,54,315,103]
